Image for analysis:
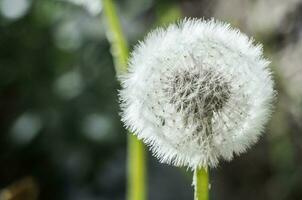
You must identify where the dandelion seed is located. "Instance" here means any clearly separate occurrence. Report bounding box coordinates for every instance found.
[119,18,275,169]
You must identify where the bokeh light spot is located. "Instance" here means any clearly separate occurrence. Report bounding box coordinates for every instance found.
[11,113,42,145]
[54,70,84,99]
[0,0,31,20]
[82,114,112,142]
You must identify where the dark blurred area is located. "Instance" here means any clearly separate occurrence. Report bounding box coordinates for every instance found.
[0,0,302,199]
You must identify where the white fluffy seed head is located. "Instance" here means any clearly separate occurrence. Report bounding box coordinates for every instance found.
[119,18,275,169]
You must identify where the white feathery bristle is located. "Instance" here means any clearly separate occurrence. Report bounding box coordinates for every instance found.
[119,18,276,169]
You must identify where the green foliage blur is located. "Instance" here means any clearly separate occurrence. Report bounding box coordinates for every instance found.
[1,0,302,200]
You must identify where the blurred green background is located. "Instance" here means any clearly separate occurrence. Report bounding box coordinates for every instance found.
[0,0,302,199]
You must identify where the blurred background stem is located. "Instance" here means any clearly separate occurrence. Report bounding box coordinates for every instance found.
[194,168,209,200]
[102,0,128,75]
[154,1,182,26]
[102,1,147,200]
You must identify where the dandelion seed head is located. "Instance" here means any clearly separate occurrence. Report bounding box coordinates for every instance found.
[119,18,275,169]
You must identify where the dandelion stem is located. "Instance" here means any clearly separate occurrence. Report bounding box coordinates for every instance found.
[127,134,147,200]
[102,1,147,200]
[193,167,209,200]
[102,0,128,75]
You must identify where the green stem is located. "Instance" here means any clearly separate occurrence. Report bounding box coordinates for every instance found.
[102,0,128,75]
[102,1,147,200]
[193,167,209,200]
[127,134,146,200]
[155,2,181,26]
